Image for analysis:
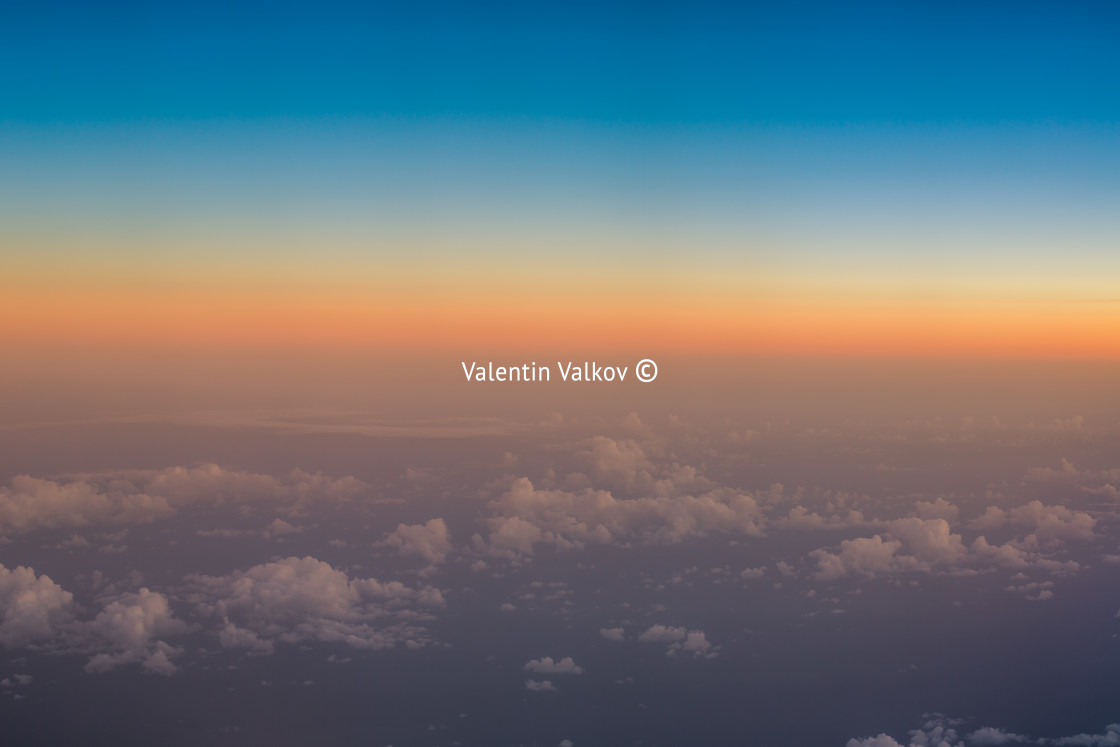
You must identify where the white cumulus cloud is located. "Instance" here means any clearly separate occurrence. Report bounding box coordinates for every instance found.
[184,556,444,652]
[378,518,454,567]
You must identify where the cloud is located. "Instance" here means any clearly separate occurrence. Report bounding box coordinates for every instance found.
[1005,501,1095,543]
[813,507,1090,581]
[1027,458,1082,480]
[849,714,965,747]
[1027,460,1120,508]
[184,556,444,652]
[218,619,274,654]
[969,507,1009,531]
[1027,458,1120,483]
[0,564,75,646]
[847,737,905,747]
[1084,484,1120,502]
[1004,579,1054,601]
[963,501,1097,546]
[81,589,194,675]
[262,518,302,539]
[524,656,585,675]
[740,566,766,579]
[0,475,170,533]
[197,518,304,541]
[525,679,557,692]
[969,536,1033,570]
[54,534,93,550]
[849,714,1120,746]
[0,563,194,675]
[580,437,654,491]
[600,627,625,641]
[637,624,717,657]
[667,630,716,658]
[638,625,686,643]
[0,465,367,534]
[473,478,764,559]
[813,535,916,581]
[914,498,959,523]
[1050,724,1120,745]
[775,505,867,530]
[574,435,717,499]
[968,727,1030,744]
[811,517,978,580]
[378,519,454,567]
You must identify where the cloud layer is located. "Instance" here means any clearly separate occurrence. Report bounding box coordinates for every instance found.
[0,464,366,535]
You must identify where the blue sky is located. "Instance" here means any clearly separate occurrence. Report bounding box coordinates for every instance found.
[3,1,1119,125]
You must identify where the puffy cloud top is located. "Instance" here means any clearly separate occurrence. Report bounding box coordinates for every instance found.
[475,478,764,559]
[379,518,454,566]
[0,564,74,646]
[185,556,444,652]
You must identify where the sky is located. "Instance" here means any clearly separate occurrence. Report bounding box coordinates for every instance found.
[3,0,1120,361]
[2,2,1120,746]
